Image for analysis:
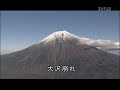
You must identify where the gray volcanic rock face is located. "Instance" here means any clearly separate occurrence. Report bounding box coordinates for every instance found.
[1,31,120,79]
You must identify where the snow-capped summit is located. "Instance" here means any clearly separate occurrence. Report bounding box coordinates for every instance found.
[39,30,78,42]
[38,30,82,46]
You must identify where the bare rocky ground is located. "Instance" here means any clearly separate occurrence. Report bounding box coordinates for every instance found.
[1,43,119,79]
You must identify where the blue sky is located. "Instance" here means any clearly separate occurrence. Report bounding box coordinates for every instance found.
[1,11,119,54]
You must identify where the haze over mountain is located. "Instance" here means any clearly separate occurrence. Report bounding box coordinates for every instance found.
[1,31,119,79]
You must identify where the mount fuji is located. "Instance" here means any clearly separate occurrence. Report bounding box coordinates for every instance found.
[1,31,119,79]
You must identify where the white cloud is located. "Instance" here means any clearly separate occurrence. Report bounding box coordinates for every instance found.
[114,42,120,46]
[80,37,119,49]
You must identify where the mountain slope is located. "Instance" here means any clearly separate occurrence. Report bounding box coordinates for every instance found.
[1,31,119,79]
